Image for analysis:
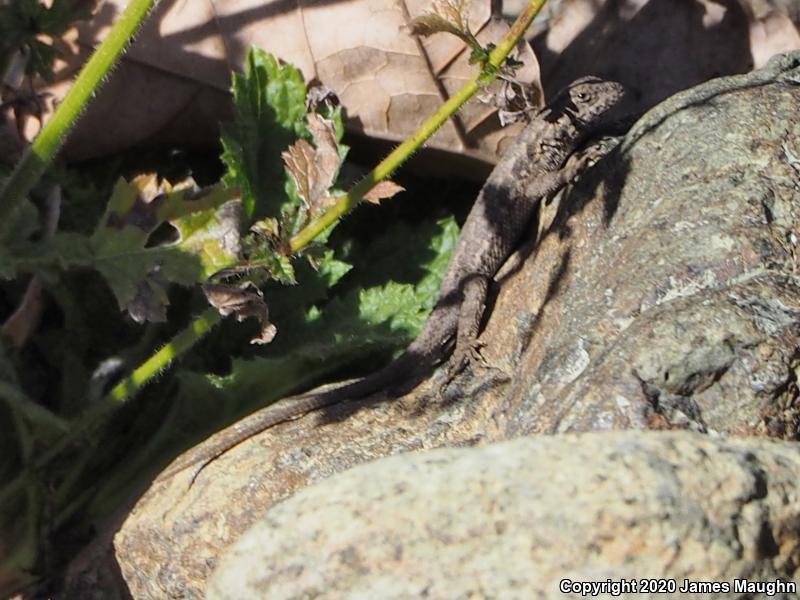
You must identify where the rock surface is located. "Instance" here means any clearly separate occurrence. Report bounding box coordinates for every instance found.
[208,431,800,600]
[112,53,800,598]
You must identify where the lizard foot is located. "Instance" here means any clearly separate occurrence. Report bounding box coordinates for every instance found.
[444,339,488,383]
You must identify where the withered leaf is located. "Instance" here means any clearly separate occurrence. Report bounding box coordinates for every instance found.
[363,180,405,205]
[282,139,316,209]
[282,113,341,217]
[203,282,276,345]
[306,113,340,194]
[479,77,541,126]
[408,0,476,47]
[408,13,464,39]
[127,267,170,323]
[250,217,281,242]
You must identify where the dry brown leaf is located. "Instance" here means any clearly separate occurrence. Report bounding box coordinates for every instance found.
[363,180,406,204]
[744,0,800,66]
[203,282,276,345]
[282,139,318,210]
[22,0,540,169]
[408,0,478,47]
[304,113,340,209]
[281,113,340,217]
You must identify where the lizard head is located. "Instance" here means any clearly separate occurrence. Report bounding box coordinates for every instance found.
[558,76,626,127]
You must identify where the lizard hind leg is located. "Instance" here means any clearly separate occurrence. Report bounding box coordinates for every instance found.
[445,274,490,381]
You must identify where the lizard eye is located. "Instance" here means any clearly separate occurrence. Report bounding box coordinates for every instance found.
[575,91,589,101]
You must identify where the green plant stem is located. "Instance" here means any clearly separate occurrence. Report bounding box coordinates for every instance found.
[107,308,221,401]
[0,309,221,507]
[106,0,548,404]
[0,0,157,222]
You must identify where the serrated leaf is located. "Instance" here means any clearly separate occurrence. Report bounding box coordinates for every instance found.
[261,247,351,320]
[203,216,455,392]
[337,216,458,305]
[250,218,280,242]
[314,249,352,288]
[221,48,308,221]
[91,226,200,320]
[356,281,429,334]
[414,217,460,309]
[267,253,296,285]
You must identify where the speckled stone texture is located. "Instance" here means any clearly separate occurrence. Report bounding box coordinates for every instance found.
[208,432,800,600]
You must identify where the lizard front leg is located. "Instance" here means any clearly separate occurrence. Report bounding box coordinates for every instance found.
[446,273,489,379]
[526,138,617,204]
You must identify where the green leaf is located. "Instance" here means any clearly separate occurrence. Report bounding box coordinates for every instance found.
[221,48,307,221]
[262,248,351,320]
[315,249,352,288]
[89,177,240,322]
[414,217,459,309]
[91,226,200,317]
[336,216,459,308]
[174,214,457,409]
[0,197,95,280]
[168,184,243,278]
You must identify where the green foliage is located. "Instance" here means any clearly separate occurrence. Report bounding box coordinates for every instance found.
[220,47,348,289]
[0,340,68,587]
[221,48,308,220]
[90,177,239,319]
[164,215,457,434]
[0,0,89,81]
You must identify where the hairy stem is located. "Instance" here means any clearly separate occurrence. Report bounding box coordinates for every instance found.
[107,308,221,401]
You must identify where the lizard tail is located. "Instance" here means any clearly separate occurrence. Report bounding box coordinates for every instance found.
[160,349,434,484]
[160,303,457,483]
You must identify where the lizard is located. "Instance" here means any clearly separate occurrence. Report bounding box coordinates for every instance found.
[160,76,627,484]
